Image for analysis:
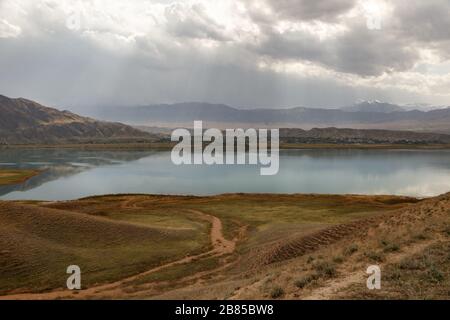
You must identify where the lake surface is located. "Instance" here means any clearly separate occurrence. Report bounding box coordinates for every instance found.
[1,148,450,200]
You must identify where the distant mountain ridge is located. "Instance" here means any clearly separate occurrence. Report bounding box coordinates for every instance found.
[2,95,450,145]
[91,102,450,133]
[342,101,405,113]
[0,95,156,144]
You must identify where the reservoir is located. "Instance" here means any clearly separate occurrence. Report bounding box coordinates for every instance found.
[1,148,450,200]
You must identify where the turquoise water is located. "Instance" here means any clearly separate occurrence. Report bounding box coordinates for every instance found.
[1,148,450,200]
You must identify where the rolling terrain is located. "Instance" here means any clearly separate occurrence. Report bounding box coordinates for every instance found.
[0,192,448,299]
[0,198,210,295]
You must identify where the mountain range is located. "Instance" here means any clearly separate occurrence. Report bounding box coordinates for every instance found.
[341,101,406,113]
[2,95,450,145]
[90,101,450,133]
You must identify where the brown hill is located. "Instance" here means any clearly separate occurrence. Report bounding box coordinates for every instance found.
[0,95,157,144]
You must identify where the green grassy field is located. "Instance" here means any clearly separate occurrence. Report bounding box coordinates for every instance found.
[167,194,418,241]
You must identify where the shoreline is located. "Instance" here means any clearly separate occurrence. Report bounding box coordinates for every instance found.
[1,142,450,151]
[1,191,429,204]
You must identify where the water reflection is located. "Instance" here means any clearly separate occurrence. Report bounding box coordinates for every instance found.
[1,148,450,200]
[0,149,155,196]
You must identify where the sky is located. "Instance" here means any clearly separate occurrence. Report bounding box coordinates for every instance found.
[0,0,450,111]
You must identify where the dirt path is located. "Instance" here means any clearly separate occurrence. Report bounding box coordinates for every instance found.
[0,206,239,300]
[188,209,236,255]
[301,239,439,300]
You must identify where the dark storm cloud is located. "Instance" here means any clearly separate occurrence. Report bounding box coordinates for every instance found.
[394,0,450,43]
[393,0,450,59]
[251,21,419,76]
[241,0,425,77]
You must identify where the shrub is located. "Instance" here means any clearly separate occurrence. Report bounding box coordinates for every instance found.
[314,261,337,278]
[294,274,318,289]
[443,226,450,237]
[399,258,422,270]
[387,268,402,281]
[383,243,400,253]
[294,278,309,289]
[270,287,284,299]
[426,266,444,283]
[413,233,427,240]
[365,251,384,262]
[343,244,358,256]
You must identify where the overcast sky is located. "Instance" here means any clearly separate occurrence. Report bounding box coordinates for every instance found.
[0,0,450,111]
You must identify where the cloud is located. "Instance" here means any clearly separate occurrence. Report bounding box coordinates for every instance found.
[164,3,229,41]
[249,18,419,76]
[393,0,450,60]
[263,0,357,21]
[0,19,21,38]
[394,0,450,43]
[0,0,449,109]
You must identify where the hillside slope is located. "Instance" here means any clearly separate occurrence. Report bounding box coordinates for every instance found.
[0,95,156,144]
[0,199,209,294]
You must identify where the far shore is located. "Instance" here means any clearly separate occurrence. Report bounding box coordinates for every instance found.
[2,142,450,151]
